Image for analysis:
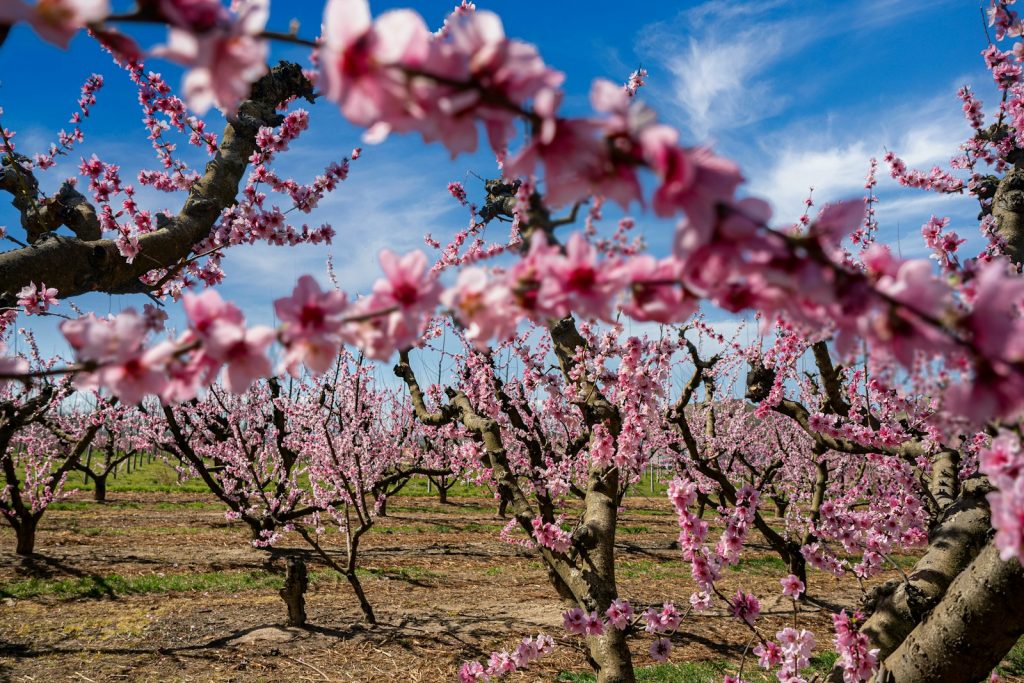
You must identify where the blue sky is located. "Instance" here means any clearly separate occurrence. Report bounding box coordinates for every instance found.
[0,0,988,373]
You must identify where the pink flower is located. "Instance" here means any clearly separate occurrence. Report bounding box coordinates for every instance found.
[562,607,587,635]
[504,116,607,208]
[1,0,109,48]
[62,310,172,403]
[780,574,805,599]
[442,268,520,346]
[16,281,59,315]
[537,232,623,320]
[274,275,349,375]
[642,128,743,225]
[158,0,222,31]
[373,249,443,315]
[183,289,245,338]
[583,611,604,636]
[319,0,430,129]
[97,342,174,405]
[486,651,516,675]
[812,200,866,247]
[142,304,169,333]
[505,232,561,315]
[753,641,782,669]
[649,638,672,662]
[205,322,276,394]
[605,598,633,630]
[689,591,711,611]
[457,660,489,683]
[730,590,760,626]
[344,249,441,359]
[620,255,696,323]
[0,344,29,383]
[154,0,268,113]
[426,10,564,156]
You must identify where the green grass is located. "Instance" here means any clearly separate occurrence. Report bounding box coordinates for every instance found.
[558,661,729,683]
[625,470,673,499]
[620,525,652,534]
[62,456,211,494]
[72,525,231,537]
[619,560,680,580]
[630,507,673,517]
[2,571,275,600]
[998,636,1024,676]
[392,477,491,498]
[558,652,840,682]
[727,556,787,573]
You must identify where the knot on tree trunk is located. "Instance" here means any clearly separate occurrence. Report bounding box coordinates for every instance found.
[745,361,776,403]
[862,578,900,617]
[279,556,308,627]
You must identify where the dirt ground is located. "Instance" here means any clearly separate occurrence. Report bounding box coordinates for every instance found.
[0,489,997,682]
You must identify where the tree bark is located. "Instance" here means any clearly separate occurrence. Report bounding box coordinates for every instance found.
[0,62,315,302]
[14,515,38,556]
[589,626,636,683]
[93,473,108,502]
[344,570,376,624]
[879,541,1024,683]
[279,556,308,627]
[992,165,1024,265]
[829,478,993,682]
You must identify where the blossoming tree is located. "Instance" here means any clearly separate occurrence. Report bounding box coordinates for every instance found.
[3,0,1024,682]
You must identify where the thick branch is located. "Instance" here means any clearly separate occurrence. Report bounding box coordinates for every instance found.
[0,62,314,302]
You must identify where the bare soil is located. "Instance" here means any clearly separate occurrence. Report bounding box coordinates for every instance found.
[0,491,981,682]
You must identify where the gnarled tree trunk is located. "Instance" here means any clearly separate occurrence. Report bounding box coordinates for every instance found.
[14,514,38,556]
[878,541,1024,682]
[279,556,308,627]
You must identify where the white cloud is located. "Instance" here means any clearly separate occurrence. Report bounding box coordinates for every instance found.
[745,89,974,225]
[637,2,801,139]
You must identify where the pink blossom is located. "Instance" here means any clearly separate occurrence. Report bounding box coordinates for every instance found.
[158,0,222,31]
[649,638,672,662]
[183,289,245,338]
[345,249,442,359]
[642,127,742,225]
[583,611,604,636]
[274,275,349,375]
[442,268,520,347]
[154,0,268,113]
[16,281,58,315]
[730,590,760,626]
[562,607,587,635]
[689,591,711,611]
[204,322,276,394]
[753,641,782,669]
[780,574,805,599]
[605,598,633,630]
[373,249,443,315]
[458,660,489,683]
[537,232,623,320]
[0,0,109,48]
[0,344,29,382]
[319,0,430,129]
[620,255,695,323]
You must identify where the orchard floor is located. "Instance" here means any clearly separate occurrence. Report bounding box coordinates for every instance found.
[0,489,1021,682]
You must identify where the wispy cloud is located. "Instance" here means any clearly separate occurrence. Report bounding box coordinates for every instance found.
[636,1,801,139]
[635,0,953,141]
[745,87,975,226]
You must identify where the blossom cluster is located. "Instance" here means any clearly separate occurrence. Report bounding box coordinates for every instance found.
[832,611,879,683]
[457,634,554,682]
